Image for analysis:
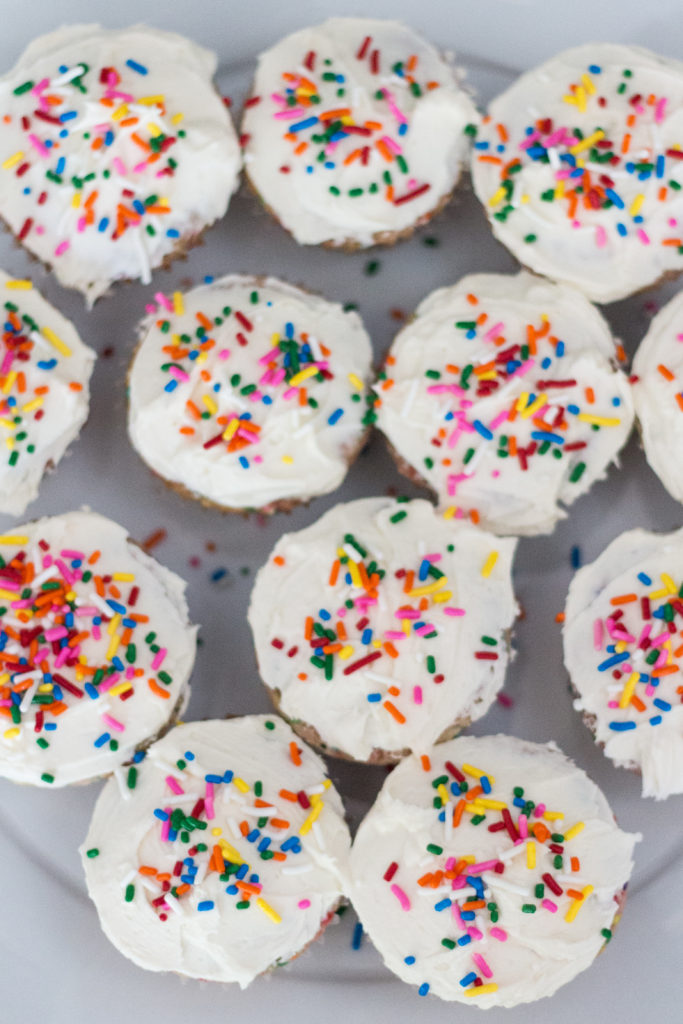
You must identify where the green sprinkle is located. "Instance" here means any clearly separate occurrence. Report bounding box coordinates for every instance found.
[13,80,34,95]
[441,938,456,949]
[36,737,49,749]
[265,720,275,730]
[535,884,545,899]
[522,904,536,914]
[524,233,537,243]
[127,766,137,789]
[390,510,407,523]
[86,848,99,859]
[601,928,612,943]
[569,461,586,483]
[125,884,135,902]
[426,843,443,855]
[365,260,380,276]
[41,773,54,784]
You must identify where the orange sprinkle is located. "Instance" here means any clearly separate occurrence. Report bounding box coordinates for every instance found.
[383,700,406,724]
[279,789,298,802]
[571,857,581,872]
[585,387,595,404]
[289,740,302,766]
[273,555,285,567]
[652,664,678,677]
[88,550,101,566]
[610,594,638,605]
[148,678,170,699]
[658,364,675,381]
[466,293,478,305]
[452,799,466,828]
[138,865,158,876]
[383,641,399,658]
[420,754,431,772]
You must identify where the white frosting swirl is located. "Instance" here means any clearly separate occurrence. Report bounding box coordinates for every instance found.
[248,497,517,761]
[81,716,351,986]
[632,289,683,502]
[0,271,94,515]
[470,44,683,303]
[242,18,477,247]
[564,526,683,799]
[0,24,241,304]
[349,734,639,1007]
[376,271,633,536]
[0,510,196,786]
[128,275,373,511]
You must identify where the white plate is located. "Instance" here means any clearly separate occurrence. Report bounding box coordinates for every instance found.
[1,24,682,1024]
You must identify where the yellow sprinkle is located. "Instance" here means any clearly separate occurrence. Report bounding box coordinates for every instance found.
[618,672,639,709]
[4,437,13,451]
[564,822,585,842]
[139,95,165,106]
[372,639,382,648]
[465,984,498,997]
[526,841,536,870]
[108,682,133,697]
[281,455,294,464]
[661,573,677,594]
[464,802,481,813]
[581,73,596,94]
[520,393,547,419]
[554,180,566,199]
[614,640,628,653]
[348,373,364,390]
[408,578,447,597]
[348,561,362,588]
[5,278,32,289]
[577,413,620,427]
[475,798,506,810]
[112,573,135,582]
[437,783,450,805]
[218,839,243,864]
[565,885,594,923]
[481,552,499,578]
[575,86,587,112]
[299,800,324,835]
[42,327,72,358]
[0,673,9,685]
[170,112,184,124]
[211,827,222,837]
[3,727,20,740]
[105,633,120,661]
[2,151,25,171]
[2,371,17,394]
[0,535,28,545]
[543,811,564,821]
[569,128,604,155]
[147,122,162,137]
[432,590,453,603]
[38,683,53,693]
[443,506,457,520]
[172,291,184,316]
[256,898,282,924]
[402,619,410,636]
[111,103,129,121]
[71,192,82,209]
[462,763,494,782]
[0,418,15,430]
[202,394,218,416]
[515,392,529,413]
[629,193,645,218]
[288,365,319,387]
[107,613,121,637]
[232,776,249,793]
[338,645,354,660]
[223,418,239,441]
[649,587,668,601]
[520,194,530,204]
[488,185,507,208]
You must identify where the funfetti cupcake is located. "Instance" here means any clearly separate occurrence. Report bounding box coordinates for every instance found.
[248,497,517,764]
[375,271,634,536]
[470,45,683,303]
[241,18,477,248]
[127,275,374,514]
[564,526,683,799]
[349,734,639,1007]
[0,511,196,787]
[80,716,351,985]
[632,289,683,503]
[0,271,94,516]
[0,25,241,304]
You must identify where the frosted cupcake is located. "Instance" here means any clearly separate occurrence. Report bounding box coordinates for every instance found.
[375,271,634,535]
[242,18,477,248]
[128,275,373,513]
[248,497,517,763]
[564,525,683,799]
[471,45,683,303]
[349,734,639,1006]
[0,510,196,786]
[0,271,94,515]
[0,25,241,304]
[81,716,351,985]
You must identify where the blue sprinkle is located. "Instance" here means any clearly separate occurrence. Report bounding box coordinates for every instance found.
[126,59,148,75]
[197,901,214,911]
[434,898,451,912]
[367,693,382,703]
[609,721,637,731]
[398,123,408,135]
[352,922,364,950]
[236,864,248,880]
[588,64,602,73]
[153,809,169,821]
[132,199,145,215]
[104,131,114,147]
[404,955,416,965]
[531,431,564,444]
[653,698,672,712]
[289,115,320,134]
[617,223,628,237]
[225,885,238,895]
[247,829,260,843]
[84,683,99,700]
[612,397,621,406]
[55,156,65,175]
[37,359,57,370]
[210,568,227,582]
[223,770,234,783]
[239,456,249,469]
[327,408,344,425]
[556,341,565,357]
[361,628,372,645]
[656,154,665,179]
[60,110,78,122]
[438,810,446,822]
[457,934,472,946]
[418,559,430,582]
[513,796,526,808]
[571,546,582,569]
[605,188,624,209]
[94,732,110,748]
[166,228,180,238]
[205,774,223,783]
[472,420,493,440]
[474,141,490,151]
[541,357,552,370]
[598,652,631,670]
[204,276,214,284]
[44,723,57,731]
[567,404,580,415]
[133,750,146,763]
[121,618,136,628]
[480,775,492,794]
[637,572,652,586]
[319,609,331,621]
[649,715,663,726]
[460,972,478,988]
[180,875,194,885]
[324,161,336,169]
[106,598,127,615]
[258,837,271,851]
[418,983,430,997]
[460,910,475,921]
[98,217,109,232]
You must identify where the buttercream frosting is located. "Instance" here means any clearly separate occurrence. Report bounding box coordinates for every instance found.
[349,734,639,1007]
[632,289,683,503]
[248,497,517,762]
[0,271,95,515]
[375,271,634,536]
[0,24,241,304]
[80,716,351,985]
[242,18,477,247]
[0,510,196,786]
[564,526,683,799]
[128,275,373,511]
[470,44,683,303]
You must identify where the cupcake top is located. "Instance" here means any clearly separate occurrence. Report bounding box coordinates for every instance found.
[0,24,241,304]
[375,272,634,536]
[248,497,517,762]
[81,716,351,986]
[241,17,477,247]
[470,44,683,303]
[349,734,639,1007]
[128,275,373,512]
[564,526,683,799]
[632,289,683,503]
[0,510,196,786]
[0,272,95,515]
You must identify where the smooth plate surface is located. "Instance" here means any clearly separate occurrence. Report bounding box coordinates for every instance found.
[1,6,682,1023]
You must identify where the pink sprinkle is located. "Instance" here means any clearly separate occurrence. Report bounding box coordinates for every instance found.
[112,157,127,176]
[28,133,49,157]
[595,225,608,248]
[102,713,124,733]
[469,860,499,873]
[413,686,423,704]
[60,549,84,559]
[443,607,466,617]
[55,559,75,586]
[165,775,184,795]
[519,129,541,149]
[298,899,311,909]
[467,926,483,941]
[155,292,174,311]
[445,857,456,871]
[472,953,493,978]
[218,349,230,360]
[518,814,528,839]
[253,455,263,464]
[390,884,411,911]
[99,673,121,693]
[204,798,215,820]
[542,898,558,913]
[274,107,305,120]
[645,684,656,697]
[145,303,156,314]
[54,241,70,257]
[483,321,505,342]
[167,366,189,382]
[510,358,535,379]
[0,580,20,593]
[490,927,508,941]
[384,630,406,639]
[414,623,435,636]
[637,228,651,245]
[92,624,101,641]
[151,648,167,671]
[125,667,135,680]
[160,807,172,842]
[282,386,297,400]
[489,409,510,431]
[426,383,465,395]
[608,700,619,708]
[1,351,13,374]
[77,217,87,233]
[534,803,546,818]
[452,902,465,929]
[593,619,603,651]
[380,134,402,155]
[54,647,69,668]
[258,347,280,365]
[395,609,420,620]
